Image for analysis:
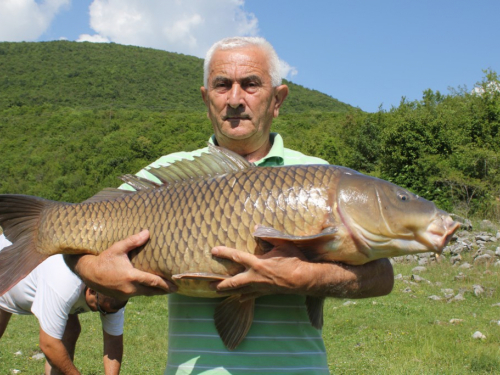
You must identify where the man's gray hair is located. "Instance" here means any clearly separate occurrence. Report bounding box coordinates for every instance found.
[203,36,282,88]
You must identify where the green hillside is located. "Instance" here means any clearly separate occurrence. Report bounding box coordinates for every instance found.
[0,41,354,113]
[0,41,499,220]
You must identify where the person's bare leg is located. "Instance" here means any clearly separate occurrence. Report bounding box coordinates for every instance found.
[0,309,12,339]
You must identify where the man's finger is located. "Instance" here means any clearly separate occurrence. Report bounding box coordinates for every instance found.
[117,230,150,252]
[211,246,256,266]
[133,269,178,294]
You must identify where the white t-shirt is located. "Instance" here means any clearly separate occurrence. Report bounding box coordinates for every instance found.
[0,235,124,339]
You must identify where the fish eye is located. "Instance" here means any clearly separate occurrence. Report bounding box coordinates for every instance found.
[398,193,409,201]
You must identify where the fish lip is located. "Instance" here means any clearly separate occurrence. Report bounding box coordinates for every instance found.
[421,214,461,253]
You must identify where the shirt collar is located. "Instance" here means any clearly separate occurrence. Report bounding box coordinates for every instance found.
[209,133,285,166]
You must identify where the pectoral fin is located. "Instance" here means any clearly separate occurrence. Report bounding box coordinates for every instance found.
[172,272,230,281]
[253,225,339,260]
[214,295,255,350]
[305,296,325,329]
[253,225,338,246]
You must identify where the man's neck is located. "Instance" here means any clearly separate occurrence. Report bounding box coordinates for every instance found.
[216,137,272,163]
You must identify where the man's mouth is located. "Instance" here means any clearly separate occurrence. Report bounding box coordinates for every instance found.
[223,114,250,121]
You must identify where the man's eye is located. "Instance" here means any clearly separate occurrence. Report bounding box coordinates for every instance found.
[244,82,259,91]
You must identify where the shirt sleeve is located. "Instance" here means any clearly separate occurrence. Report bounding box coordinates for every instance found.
[0,234,12,250]
[31,282,76,340]
[100,307,125,336]
[31,256,84,340]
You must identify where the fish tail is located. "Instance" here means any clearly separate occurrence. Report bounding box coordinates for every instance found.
[0,194,51,296]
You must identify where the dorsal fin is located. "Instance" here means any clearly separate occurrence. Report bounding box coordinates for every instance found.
[82,188,135,203]
[137,144,254,189]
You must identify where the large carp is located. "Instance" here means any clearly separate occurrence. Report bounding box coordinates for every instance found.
[0,145,459,349]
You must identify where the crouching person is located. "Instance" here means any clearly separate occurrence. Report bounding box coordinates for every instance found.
[0,235,127,375]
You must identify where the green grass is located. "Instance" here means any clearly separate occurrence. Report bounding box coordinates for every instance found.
[1,243,500,374]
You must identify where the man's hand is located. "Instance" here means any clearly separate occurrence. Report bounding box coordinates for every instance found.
[211,243,314,301]
[65,230,177,300]
[211,244,394,301]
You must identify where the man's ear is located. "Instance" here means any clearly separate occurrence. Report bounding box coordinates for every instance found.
[201,86,209,105]
[273,84,289,118]
[200,86,210,119]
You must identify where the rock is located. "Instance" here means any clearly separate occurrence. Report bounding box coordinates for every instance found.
[32,352,45,360]
[411,274,425,283]
[406,255,418,263]
[441,288,454,294]
[428,295,442,301]
[473,285,485,296]
[14,351,22,356]
[495,247,500,257]
[449,242,470,255]
[459,262,472,269]
[472,331,486,340]
[394,273,403,280]
[474,254,492,265]
[450,255,462,265]
[402,287,413,293]
[448,294,465,303]
[412,266,427,273]
[449,319,464,324]
[343,301,356,306]
[491,303,500,307]
[418,258,429,266]
[454,272,467,281]
[476,235,492,242]
[11,370,21,375]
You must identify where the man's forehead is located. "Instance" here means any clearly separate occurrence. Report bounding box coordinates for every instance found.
[208,47,270,79]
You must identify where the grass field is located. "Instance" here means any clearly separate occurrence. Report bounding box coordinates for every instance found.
[1,231,500,374]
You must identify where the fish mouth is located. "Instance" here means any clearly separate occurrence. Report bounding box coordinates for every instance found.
[419,212,461,253]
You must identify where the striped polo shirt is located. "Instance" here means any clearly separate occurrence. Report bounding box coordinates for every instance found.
[122,133,331,374]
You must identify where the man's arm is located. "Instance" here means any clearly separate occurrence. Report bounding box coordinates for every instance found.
[64,230,177,300]
[210,243,394,300]
[39,328,80,375]
[102,332,123,375]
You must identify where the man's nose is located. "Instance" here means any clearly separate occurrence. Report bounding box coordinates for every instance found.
[227,84,244,108]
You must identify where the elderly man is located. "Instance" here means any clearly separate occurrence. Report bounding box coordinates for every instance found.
[66,37,394,374]
[0,235,126,375]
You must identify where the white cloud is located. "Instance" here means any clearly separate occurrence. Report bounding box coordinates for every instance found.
[280,60,298,80]
[83,0,297,79]
[85,0,259,57]
[0,0,69,41]
[77,33,110,43]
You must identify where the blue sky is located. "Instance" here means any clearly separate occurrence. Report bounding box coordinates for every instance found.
[1,0,499,112]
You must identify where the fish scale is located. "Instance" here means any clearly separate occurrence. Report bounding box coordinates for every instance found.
[124,165,332,284]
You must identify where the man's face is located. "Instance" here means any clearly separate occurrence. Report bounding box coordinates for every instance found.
[85,289,120,315]
[201,46,287,152]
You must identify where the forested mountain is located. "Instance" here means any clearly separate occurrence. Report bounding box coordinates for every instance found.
[0,41,353,113]
[0,42,499,220]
